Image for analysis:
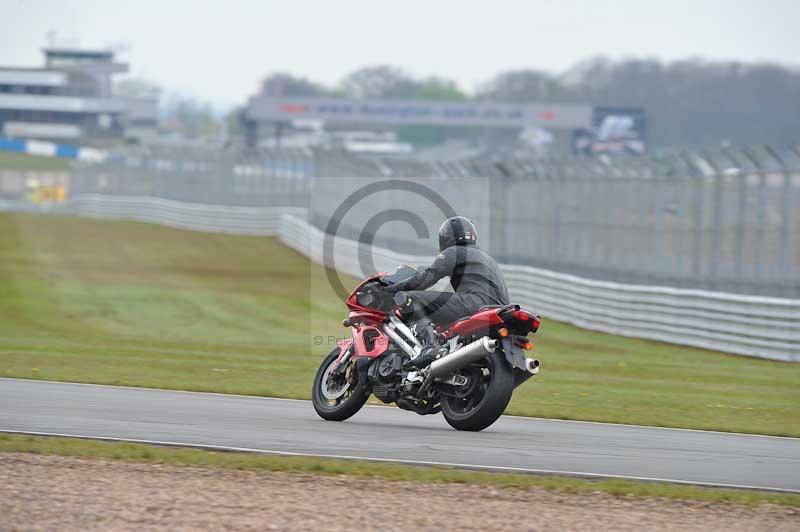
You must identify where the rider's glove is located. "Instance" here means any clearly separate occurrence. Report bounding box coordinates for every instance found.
[393,291,412,310]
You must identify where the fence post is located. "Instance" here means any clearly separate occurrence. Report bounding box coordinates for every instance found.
[764,146,792,291]
[680,152,704,281]
[741,147,769,286]
[721,147,748,290]
[702,151,723,285]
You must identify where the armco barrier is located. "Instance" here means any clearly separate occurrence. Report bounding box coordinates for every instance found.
[63,194,308,235]
[278,214,800,362]
[1,194,307,236]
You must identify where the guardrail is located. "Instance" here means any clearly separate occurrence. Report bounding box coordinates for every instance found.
[279,214,800,362]
[0,194,307,236]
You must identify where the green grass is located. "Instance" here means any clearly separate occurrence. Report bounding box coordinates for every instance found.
[2,433,798,507]
[1,212,799,436]
[0,150,70,171]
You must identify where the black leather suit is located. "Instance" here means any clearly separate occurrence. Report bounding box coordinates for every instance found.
[386,244,509,325]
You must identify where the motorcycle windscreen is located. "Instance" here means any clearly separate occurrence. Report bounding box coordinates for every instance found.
[380,265,418,285]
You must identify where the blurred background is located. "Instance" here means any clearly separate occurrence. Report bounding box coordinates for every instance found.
[2,6,800,530]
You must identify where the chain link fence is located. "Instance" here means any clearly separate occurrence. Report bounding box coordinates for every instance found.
[70,147,313,207]
[46,144,799,298]
[312,146,800,298]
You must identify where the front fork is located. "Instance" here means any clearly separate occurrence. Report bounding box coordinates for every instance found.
[332,345,372,393]
[331,341,353,376]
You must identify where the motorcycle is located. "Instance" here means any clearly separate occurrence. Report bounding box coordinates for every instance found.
[312,265,541,431]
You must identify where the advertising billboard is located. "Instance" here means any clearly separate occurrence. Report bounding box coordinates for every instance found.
[246,97,592,130]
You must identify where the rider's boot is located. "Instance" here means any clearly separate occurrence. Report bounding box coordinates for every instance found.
[404,320,447,369]
[407,345,448,369]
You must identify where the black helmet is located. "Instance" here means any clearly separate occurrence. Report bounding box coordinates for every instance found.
[438,216,477,251]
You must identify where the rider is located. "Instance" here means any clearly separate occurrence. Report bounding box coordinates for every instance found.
[381,216,510,368]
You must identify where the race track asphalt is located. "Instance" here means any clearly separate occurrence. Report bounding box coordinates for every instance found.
[1,378,798,492]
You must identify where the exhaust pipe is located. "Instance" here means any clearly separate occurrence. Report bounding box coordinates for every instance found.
[513,358,541,388]
[525,358,540,374]
[427,337,498,378]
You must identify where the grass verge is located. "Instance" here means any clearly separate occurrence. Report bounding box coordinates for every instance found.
[1,213,799,436]
[1,433,798,507]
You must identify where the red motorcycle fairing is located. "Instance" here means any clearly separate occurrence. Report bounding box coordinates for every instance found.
[332,322,389,370]
[442,305,541,339]
[338,273,392,359]
[444,307,505,338]
[346,308,387,325]
[346,273,388,315]
[352,325,390,358]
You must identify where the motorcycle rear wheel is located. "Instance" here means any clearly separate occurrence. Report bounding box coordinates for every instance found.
[312,348,370,421]
[441,350,513,431]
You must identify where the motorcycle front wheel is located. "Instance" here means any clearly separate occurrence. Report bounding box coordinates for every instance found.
[312,348,370,421]
[441,350,513,431]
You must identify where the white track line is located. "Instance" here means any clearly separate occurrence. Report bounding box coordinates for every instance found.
[1,377,797,441]
[1,429,798,494]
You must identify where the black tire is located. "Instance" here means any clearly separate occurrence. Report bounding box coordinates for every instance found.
[312,349,370,421]
[441,350,514,431]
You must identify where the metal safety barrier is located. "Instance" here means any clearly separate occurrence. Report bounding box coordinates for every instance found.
[279,214,800,362]
[1,194,307,236]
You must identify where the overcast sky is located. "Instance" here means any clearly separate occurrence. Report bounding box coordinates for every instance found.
[1,0,798,108]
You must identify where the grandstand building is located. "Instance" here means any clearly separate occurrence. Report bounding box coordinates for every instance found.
[0,47,158,143]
